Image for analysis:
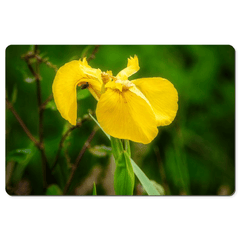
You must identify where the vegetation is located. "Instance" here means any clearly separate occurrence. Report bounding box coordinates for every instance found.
[6,45,235,195]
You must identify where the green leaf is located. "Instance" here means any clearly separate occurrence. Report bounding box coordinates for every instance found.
[130,159,160,195]
[46,184,62,195]
[9,144,37,185]
[62,121,71,135]
[124,139,131,157]
[45,99,57,110]
[89,113,110,140]
[114,151,135,195]
[89,145,112,157]
[7,148,32,164]
[81,45,94,58]
[110,137,124,160]
[77,88,90,100]
[29,45,35,51]
[150,181,165,195]
[92,182,97,195]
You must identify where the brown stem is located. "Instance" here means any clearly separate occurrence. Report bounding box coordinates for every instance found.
[6,97,53,189]
[25,60,41,80]
[35,55,58,72]
[6,98,40,148]
[22,50,58,73]
[40,94,53,110]
[36,79,44,144]
[35,52,48,188]
[51,116,90,172]
[87,45,100,62]
[21,45,49,189]
[62,127,98,195]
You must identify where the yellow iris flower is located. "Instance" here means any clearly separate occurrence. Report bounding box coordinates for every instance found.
[52,56,178,144]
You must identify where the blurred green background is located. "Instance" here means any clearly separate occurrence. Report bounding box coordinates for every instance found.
[5,45,235,195]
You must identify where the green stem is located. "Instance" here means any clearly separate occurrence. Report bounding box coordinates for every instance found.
[110,137,134,195]
[124,139,131,158]
[110,136,124,160]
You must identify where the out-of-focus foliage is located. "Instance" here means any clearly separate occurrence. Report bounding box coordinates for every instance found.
[5,45,235,195]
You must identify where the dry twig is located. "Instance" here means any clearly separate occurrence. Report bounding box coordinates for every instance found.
[51,115,91,172]
[6,97,40,148]
[87,45,100,62]
[62,127,98,195]
[21,45,54,189]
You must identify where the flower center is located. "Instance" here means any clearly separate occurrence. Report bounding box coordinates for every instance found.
[115,79,135,90]
[101,72,135,93]
[101,72,113,84]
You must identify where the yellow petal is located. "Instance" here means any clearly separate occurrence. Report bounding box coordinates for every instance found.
[116,55,140,80]
[132,78,178,126]
[80,57,102,80]
[52,60,102,125]
[105,80,123,92]
[96,88,158,144]
[101,71,113,85]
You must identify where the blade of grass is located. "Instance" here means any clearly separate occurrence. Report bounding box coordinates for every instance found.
[93,182,97,195]
[89,113,110,140]
[131,158,160,195]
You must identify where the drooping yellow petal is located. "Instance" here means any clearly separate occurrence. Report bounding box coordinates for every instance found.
[132,77,178,126]
[52,60,102,125]
[96,88,158,144]
[80,58,102,80]
[116,55,140,80]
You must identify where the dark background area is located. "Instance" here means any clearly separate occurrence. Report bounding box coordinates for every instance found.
[5,45,235,195]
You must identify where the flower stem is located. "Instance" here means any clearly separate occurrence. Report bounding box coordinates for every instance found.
[110,136,124,160]
[110,137,134,195]
[124,139,131,158]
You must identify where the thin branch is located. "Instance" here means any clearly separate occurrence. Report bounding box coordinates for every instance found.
[62,127,98,195]
[22,48,57,112]
[25,59,41,80]
[40,93,53,110]
[35,75,44,142]
[51,115,91,172]
[35,46,49,189]
[21,45,50,189]
[35,55,58,72]
[33,46,49,188]
[6,98,40,148]
[6,97,52,188]
[87,45,100,62]
[22,50,58,73]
